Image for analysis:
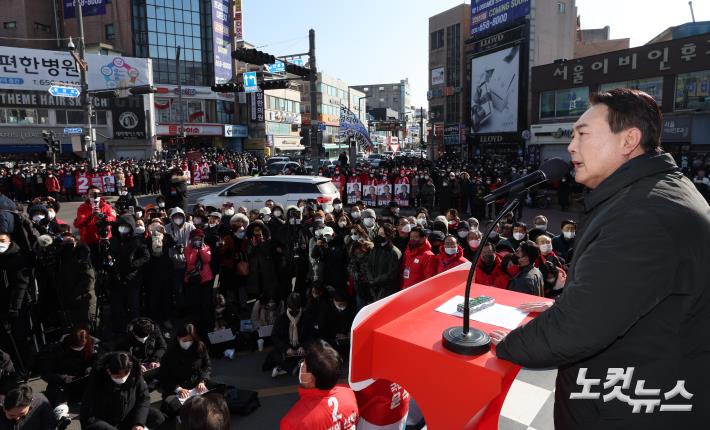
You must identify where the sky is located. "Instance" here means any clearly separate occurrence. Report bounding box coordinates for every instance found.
[241,0,710,108]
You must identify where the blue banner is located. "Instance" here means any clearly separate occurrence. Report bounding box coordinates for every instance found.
[211,0,232,84]
[470,0,530,38]
[63,0,106,19]
[339,106,373,150]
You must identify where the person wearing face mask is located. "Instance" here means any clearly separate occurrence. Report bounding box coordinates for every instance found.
[114,318,167,388]
[347,235,374,310]
[348,205,362,223]
[360,208,379,241]
[419,175,436,214]
[165,207,195,316]
[366,224,402,302]
[311,225,348,291]
[183,229,214,334]
[500,221,528,252]
[73,187,116,246]
[269,293,315,378]
[528,214,554,243]
[318,290,355,355]
[506,241,545,297]
[474,242,510,289]
[534,233,566,270]
[280,340,359,430]
[400,226,435,290]
[391,218,412,254]
[142,221,174,327]
[0,385,55,430]
[108,214,150,334]
[115,186,139,214]
[246,221,281,300]
[454,220,471,249]
[160,167,189,212]
[279,207,310,295]
[552,219,576,262]
[44,170,61,201]
[463,229,483,262]
[380,201,400,226]
[56,234,96,328]
[331,198,344,219]
[0,232,32,365]
[159,324,213,417]
[251,292,285,339]
[81,352,166,430]
[41,326,103,410]
[434,235,467,273]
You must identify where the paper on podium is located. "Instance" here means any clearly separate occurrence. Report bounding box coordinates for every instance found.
[435,295,528,330]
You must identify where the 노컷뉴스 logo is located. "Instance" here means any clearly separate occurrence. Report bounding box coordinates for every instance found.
[118,111,139,130]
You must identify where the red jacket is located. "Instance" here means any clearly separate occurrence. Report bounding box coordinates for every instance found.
[475,254,511,289]
[434,244,467,273]
[45,175,60,193]
[184,244,213,284]
[280,385,359,430]
[401,239,436,289]
[355,380,409,427]
[73,199,116,245]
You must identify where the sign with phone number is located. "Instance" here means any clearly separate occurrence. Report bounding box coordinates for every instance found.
[470,0,530,38]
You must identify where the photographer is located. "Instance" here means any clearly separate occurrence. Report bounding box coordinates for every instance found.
[73,187,116,247]
[114,186,139,214]
[108,215,150,335]
[0,232,31,369]
[144,221,174,326]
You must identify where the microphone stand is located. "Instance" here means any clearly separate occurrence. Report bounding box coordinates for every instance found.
[442,190,526,355]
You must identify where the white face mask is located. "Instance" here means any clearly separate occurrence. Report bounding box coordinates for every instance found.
[135,335,149,343]
[363,217,375,227]
[273,210,282,217]
[47,210,56,220]
[173,217,184,226]
[179,340,193,350]
[135,211,142,218]
[335,304,347,312]
[457,230,468,238]
[563,231,576,239]
[0,243,8,253]
[535,224,548,231]
[158,202,166,208]
[338,221,347,228]
[333,204,342,211]
[262,215,271,223]
[118,226,131,235]
[444,246,458,255]
[401,223,412,233]
[134,227,145,235]
[32,215,46,223]
[193,217,203,225]
[120,191,128,196]
[224,209,235,216]
[490,230,499,239]
[71,345,85,352]
[111,374,130,385]
[416,217,426,225]
[469,239,480,249]
[351,211,361,220]
[540,243,553,254]
[513,232,525,241]
[298,363,308,386]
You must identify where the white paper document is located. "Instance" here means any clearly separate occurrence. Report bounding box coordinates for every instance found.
[434,295,529,330]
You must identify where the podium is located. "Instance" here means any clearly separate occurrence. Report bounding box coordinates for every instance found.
[349,263,552,430]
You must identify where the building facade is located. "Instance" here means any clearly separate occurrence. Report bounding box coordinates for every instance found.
[529,31,710,169]
[0,0,60,51]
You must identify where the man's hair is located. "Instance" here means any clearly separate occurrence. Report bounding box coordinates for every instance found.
[512,221,527,231]
[104,352,134,374]
[305,340,342,390]
[518,240,541,262]
[380,222,396,240]
[589,88,662,152]
[179,393,230,430]
[4,385,33,409]
[410,225,425,239]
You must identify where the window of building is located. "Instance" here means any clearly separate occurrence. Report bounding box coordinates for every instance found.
[392,86,399,90]
[379,98,385,103]
[557,2,566,13]
[378,86,385,91]
[599,77,664,106]
[105,24,115,40]
[33,22,51,33]
[445,24,461,86]
[429,105,444,122]
[540,87,590,119]
[3,22,16,29]
[430,29,444,50]
[674,70,710,111]
[363,87,369,92]
[445,95,460,123]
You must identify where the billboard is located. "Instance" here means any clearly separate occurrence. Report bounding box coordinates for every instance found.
[63,0,107,19]
[211,0,232,84]
[431,67,445,86]
[470,45,520,133]
[0,46,151,91]
[470,0,530,38]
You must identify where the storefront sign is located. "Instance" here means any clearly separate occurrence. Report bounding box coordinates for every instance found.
[431,67,445,86]
[211,0,232,84]
[471,132,521,144]
[112,96,146,140]
[224,124,248,138]
[156,124,224,136]
[266,109,300,124]
[662,116,692,142]
[233,0,243,42]
[471,25,526,54]
[470,0,530,38]
[444,124,461,146]
[0,89,110,108]
[250,91,264,122]
[265,122,294,135]
[63,0,106,19]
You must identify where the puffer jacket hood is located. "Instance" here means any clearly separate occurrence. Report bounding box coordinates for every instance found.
[116,214,136,232]
[246,219,271,240]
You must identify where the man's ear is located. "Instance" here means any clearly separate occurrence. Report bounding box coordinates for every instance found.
[621,127,643,156]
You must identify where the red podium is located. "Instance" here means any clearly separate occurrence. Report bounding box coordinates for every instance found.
[349,264,552,430]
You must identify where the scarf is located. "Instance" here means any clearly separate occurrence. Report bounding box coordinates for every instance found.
[287,309,301,348]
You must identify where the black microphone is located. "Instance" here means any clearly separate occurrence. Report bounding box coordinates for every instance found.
[483,158,569,204]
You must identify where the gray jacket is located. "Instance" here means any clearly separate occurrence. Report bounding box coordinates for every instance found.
[507,264,544,297]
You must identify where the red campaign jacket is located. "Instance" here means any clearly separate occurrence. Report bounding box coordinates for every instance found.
[401,239,436,290]
[475,253,511,290]
[184,244,213,284]
[45,176,61,193]
[125,174,135,188]
[73,199,116,245]
[331,173,345,194]
[434,244,468,273]
[355,380,409,426]
[280,385,359,430]
[394,175,409,185]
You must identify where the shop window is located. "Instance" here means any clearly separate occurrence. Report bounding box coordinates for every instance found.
[540,87,589,119]
[600,77,663,106]
[675,70,710,111]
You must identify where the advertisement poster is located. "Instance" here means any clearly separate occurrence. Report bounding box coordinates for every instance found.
[431,67,445,86]
[347,182,362,204]
[470,45,520,133]
[394,183,409,207]
[470,0,530,37]
[211,0,232,84]
[63,0,106,19]
[377,184,392,207]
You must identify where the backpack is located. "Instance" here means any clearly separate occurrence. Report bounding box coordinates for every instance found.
[223,387,260,416]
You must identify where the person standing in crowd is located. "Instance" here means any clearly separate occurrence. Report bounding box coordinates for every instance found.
[499,221,528,251]
[246,220,280,301]
[165,207,195,316]
[347,236,374,310]
[419,176,436,215]
[44,171,60,201]
[162,167,189,211]
[57,233,96,327]
[280,340,358,430]
[218,214,250,311]
[506,241,544,297]
[400,226,435,290]
[144,221,174,326]
[0,385,55,430]
[183,229,214,334]
[391,218,411,254]
[0,232,32,368]
[367,224,402,302]
[61,170,76,201]
[115,186,139,213]
[434,234,467,273]
[492,89,710,428]
[74,187,116,246]
[552,219,576,262]
[81,352,166,430]
[311,225,348,292]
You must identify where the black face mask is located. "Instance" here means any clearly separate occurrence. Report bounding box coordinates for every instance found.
[373,235,388,247]
[482,254,495,265]
[510,254,521,266]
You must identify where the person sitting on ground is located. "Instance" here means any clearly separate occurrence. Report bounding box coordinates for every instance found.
[0,349,18,404]
[0,385,56,430]
[317,290,356,356]
[269,293,315,378]
[178,393,230,430]
[114,318,167,387]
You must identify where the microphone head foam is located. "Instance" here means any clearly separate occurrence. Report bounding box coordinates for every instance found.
[540,158,569,182]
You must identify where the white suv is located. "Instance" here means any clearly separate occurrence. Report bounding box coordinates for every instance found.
[196,175,340,211]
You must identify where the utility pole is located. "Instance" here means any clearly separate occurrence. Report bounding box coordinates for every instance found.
[176,45,185,153]
[420,106,425,159]
[74,0,97,168]
[308,29,318,174]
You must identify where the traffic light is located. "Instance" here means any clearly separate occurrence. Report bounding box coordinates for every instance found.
[211,82,243,93]
[41,130,60,153]
[129,85,156,95]
[232,48,276,65]
[93,90,119,98]
[260,79,290,90]
[299,127,310,148]
[285,62,309,78]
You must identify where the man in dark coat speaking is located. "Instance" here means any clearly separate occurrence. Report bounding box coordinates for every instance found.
[489,88,710,429]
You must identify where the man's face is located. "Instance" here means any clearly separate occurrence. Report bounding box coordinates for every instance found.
[4,405,30,421]
[513,226,526,235]
[562,224,576,234]
[515,248,530,267]
[569,104,630,189]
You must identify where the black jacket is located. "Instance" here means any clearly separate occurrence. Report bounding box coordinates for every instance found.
[272,311,315,352]
[496,152,710,429]
[0,242,30,319]
[0,393,53,430]
[366,243,402,299]
[109,215,150,286]
[57,242,95,306]
[115,319,167,365]
[159,342,211,393]
[41,338,103,387]
[0,349,17,395]
[507,264,544,297]
[80,355,151,428]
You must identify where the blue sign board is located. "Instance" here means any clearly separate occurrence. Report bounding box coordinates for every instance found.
[265,60,285,74]
[48,85,80,98]
[64,127,83,135]
[292,58,305,67]
[63,0,107,19]
[243,72,258,93]
[470,0,530,38]
[211,0,232,84]
[319,123,326,131]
